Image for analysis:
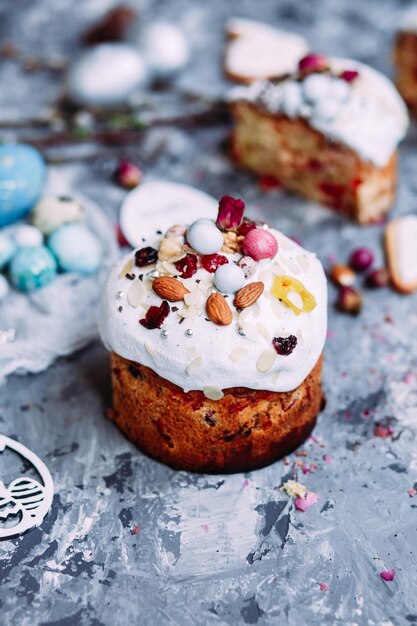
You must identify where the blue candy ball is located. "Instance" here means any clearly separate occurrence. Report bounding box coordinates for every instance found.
[48,224,102,275]
[0,144,45,227]
[10,246,57,291]
[0,232,17,269]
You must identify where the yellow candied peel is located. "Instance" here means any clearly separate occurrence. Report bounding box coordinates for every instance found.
[270,275,316,316]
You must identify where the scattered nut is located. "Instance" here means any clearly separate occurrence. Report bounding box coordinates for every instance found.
[221,231,243,254]
[365,268,389,289]
[158,237,184,261]
[234,281,264,309]
[330,264,356,287]
[206,292,233,326]
[153,276,189,302]
[336,286,362,315]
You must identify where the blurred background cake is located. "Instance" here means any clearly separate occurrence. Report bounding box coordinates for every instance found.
[394,9,417,115]
[100,195,327,473]
[230,54,408,224]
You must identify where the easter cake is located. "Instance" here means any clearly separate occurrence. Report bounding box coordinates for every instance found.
[393,9,417,115]
[99,196,327,473]
[229,54,408,224]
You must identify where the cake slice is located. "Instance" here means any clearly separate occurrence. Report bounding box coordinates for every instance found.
[230,54,408,224]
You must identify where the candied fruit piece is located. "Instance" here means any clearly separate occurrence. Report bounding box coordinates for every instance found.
[271,276,317,315]
[139,300,170,329]
[201,253,228,273]
[135,246,158,267]
[175,253,198,278]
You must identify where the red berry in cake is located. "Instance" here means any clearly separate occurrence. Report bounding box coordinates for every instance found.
[175,253,198,278]
[336,286,362,315]
[216,195,245,230]
[139,300,170,329]
[135,246,158,267]
[201,253,228,273]
[115,160,143,189]
[365,268,389,288]
[242,228,278,261]
[238,255,257,278]
[298,53,328,75]
[272,335,297,356]
[238,220,256,237]
[339,69,360,83]
[349,247,374,272]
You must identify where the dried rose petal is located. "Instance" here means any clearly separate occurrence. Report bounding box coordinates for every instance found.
[115,160,143,189]
[298,53,328,74]
[319,583,329,592]
[216,195,245,230]
[340,69,360,83]
[294,491,320,511]
[201,253,228,273]
[272,335,297,356]
[380,569,395,582]
[175,253,198,278]
[139,300,170,329]
[135,246,158,267]
[238,221,257,237]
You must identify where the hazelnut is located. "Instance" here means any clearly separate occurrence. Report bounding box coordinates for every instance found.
[330,264,356,287]
[336,286,362,316]
[365,268,389,289]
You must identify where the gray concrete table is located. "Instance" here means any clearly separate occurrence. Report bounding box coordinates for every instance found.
[1,1,417,624]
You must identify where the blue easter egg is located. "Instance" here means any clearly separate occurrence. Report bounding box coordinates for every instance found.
[0,144,46,227]
[10,246,57,291]
[48,224,102,275]
[0,232,17,269]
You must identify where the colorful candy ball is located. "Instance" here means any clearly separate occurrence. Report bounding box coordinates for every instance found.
[186,219,224,255]
[10,246,57,292]
[214,262,245,294]
[0,232,17,269]
[32,196,83,235]
[242,228,278,261]
[0,144,45,227]
[48,224,102,275]
[13,224,43,248]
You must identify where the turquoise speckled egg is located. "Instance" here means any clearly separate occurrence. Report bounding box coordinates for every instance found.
[10,246,57,291]
[48,224,102,275]
[0,144,46,227]
[0,232,17,269]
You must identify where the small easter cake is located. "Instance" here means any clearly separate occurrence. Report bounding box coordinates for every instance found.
[230,54,408,224]
[99,196,327,473]
[394,9,417,115]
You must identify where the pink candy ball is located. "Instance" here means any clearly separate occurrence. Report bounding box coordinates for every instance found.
[242,228,278,261]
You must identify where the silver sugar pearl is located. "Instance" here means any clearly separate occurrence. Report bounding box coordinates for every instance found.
[185,328,193,337]
[161,329,169,338]
[149,269,160,279]
[237,327,246,337]
[116,291,125,299]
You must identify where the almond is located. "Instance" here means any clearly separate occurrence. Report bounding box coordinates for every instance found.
[152,276,189,302]
[234,281,264,309]
[206,292,233,326]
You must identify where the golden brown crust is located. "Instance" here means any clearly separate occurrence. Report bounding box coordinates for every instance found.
[385,219,417,293]
[109,353,323,473]
[230,102,397,224]
[393,32,417,112]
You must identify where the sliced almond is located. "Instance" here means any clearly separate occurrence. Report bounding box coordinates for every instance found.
[206,293,233,326]
[153,276,189,302]
[256,350,277,373]
[119,257,134,278]
[158,237,184,261]
[203,386,224,401]
[186,356,203,375]
[145,342,156,358]
[127,280,146,308]
[228,347,248,362]
[234,281,264,309]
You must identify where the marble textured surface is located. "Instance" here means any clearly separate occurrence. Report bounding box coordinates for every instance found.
[1,0,417,625]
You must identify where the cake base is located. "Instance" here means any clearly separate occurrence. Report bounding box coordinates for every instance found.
[230,102,397,224]
[394,31,417,115]
[109,353,323,473]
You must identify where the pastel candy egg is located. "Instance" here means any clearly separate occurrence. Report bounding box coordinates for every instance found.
[281,82,302,118]
[0,232,17,269]
[32,196,83,235]
[312,98,340,122]
[242,228,278,261]
[0,144,45,227]
[67,44,148,107]
[329,78,351,102]
[13,225,43,248]
[141,22,189,79]
[0,274,9,301]
[48,224,102,275]
[214,263,245,294]
[302,73,331,103]
[10,246,57,291]
[186,219,224,255]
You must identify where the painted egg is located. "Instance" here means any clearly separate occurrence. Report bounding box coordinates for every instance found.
[214,263,245,293]
[0,232,17,269]
[67,44,148,107]
[141,22,189,79]
[10,246,57,291]
[32,196,83,235]
[187,219,223,255]
[242,228,278,261]
[48,224,102,275]
[13,225,43,248]
[0,274,9,302]
[0,144,45,227]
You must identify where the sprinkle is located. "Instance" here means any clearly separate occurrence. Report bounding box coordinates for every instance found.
[281,480,307,498]
[185,328,193,337]
[319,583,329,592]
[145,342,156,358]
[380,569,395,582]
[256,350,277,373]
[407,487,417,498]
[200,524,209,533]
[116,291,125,299]
[203,386,224,401]
[237,327,246,337]
[186,356,203,375]
[294,491,320,511]
[130,525,140,535]
[161,330,169,338]
[323,454,331,464]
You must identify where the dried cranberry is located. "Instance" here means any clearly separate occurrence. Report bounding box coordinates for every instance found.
[340,69,359,83]
[175,253,198,278]
[365,268,389,288]
[216,196,245,230]
[135,246,158,267]
[201,253,228,273]
[139,300,170,329]
[238,221,257,237]
[272,335,298,356]
[349,247,373,272]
